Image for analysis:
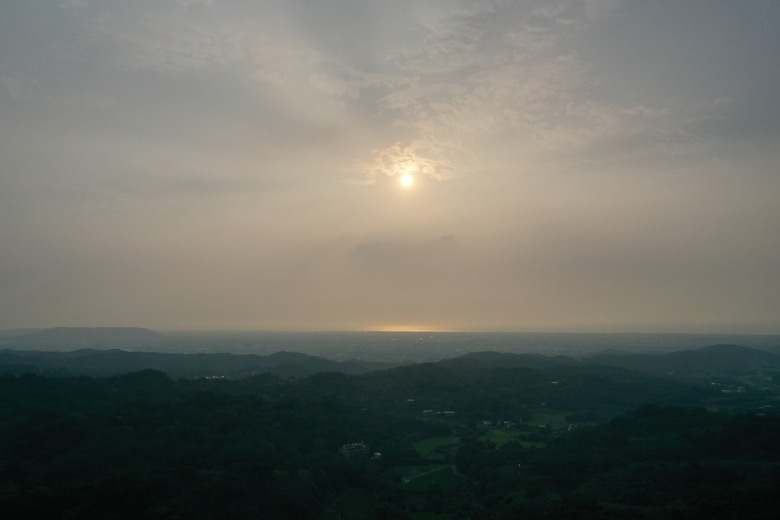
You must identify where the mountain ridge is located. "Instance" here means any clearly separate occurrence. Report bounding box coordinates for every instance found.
[1,343,777,381]
[586,343,780,376]
[0,348,397,378]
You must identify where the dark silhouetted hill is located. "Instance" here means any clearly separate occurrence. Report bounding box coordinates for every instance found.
[452,350,581,369]
[358,351,714,412]
[586,344,780,376]
[0,348,396,378]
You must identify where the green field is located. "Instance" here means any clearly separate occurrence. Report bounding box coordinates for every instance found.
[414,435,459,460]
[323,489,373,519]
[528,410,571,429]
[411,513,451,520]
[479,428,547,448]
[403,466,459,493]
[397,464,449,480]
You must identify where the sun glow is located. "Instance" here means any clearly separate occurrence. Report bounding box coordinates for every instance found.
[370,324,447,332]
[400,174,414,187]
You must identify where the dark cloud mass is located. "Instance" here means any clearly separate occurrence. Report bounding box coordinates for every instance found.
[0,0,778,332]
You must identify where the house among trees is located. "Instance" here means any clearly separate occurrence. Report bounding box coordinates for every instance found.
[340,441,369,459]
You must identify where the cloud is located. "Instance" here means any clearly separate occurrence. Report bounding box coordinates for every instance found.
[352,235,456,265]
[346,0,731,183]
[177,0,213,8]
[583,0,623,19]
[387,10,485,75]
[2,0,779,332]
[309,73,362,100]
[92,8,245,73]
[1,71,39,100]
[43,0,726,185]
[350,140,465,185]
[60,0,89,10]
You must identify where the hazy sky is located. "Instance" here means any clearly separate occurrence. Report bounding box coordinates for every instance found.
[1,0,779,333]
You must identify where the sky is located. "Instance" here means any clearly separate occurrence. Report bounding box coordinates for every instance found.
[1,0,779,333]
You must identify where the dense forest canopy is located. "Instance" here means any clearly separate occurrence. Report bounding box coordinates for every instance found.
[2,343,779,518]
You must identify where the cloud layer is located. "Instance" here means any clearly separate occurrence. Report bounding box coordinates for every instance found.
[1,0,779,332]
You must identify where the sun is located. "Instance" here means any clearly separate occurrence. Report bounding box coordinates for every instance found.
[400,174,414,187]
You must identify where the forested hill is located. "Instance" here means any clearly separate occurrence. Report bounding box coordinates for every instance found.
[447,344,780,378]
[1,340,778,519]
[586,344,780,376]
[1,354,778,518]
[0,349,396,378]
[2,343,779,381]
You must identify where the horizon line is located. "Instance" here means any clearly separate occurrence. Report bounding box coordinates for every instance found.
[3,326,780,337]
